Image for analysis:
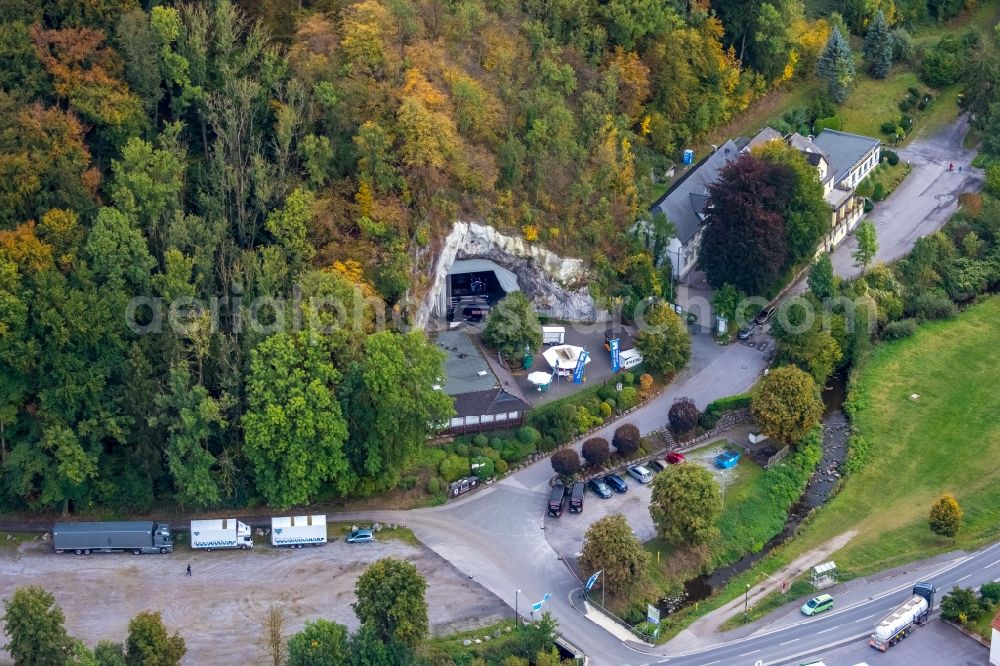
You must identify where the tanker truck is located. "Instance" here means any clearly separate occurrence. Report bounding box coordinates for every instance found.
[869,582,936,651]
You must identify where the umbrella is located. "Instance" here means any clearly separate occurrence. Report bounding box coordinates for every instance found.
[527,371,553,386]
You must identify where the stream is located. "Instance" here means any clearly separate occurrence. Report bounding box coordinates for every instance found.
[659,370,851,614]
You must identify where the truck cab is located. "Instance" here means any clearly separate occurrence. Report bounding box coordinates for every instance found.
[154,523,173,551]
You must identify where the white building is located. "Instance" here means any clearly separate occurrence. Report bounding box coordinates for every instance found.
[990,608,1000,665]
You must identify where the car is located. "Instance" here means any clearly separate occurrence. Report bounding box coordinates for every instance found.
[587,478,613,499]
[569,482,585,512]
[714,449,741,469]
[647,459,666,473]
[665,451,686,465]
[755,304,777,325]
[547,482,567,517]
[737,323,758,340]
[801,594,834,616]
[627,465,654,484]
[346,529,374,544]
[603,474,628,493]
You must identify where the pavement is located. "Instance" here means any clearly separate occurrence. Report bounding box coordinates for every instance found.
[792,114,985,292]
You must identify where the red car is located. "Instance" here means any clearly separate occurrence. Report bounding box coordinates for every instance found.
[665,451,686,465]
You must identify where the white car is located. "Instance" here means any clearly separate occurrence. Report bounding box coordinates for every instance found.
[627,465,654,484]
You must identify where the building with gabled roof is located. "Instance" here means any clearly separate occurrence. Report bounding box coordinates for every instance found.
[434,326,531,435]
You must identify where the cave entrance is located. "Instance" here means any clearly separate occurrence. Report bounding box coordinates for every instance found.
[447,259,520,322]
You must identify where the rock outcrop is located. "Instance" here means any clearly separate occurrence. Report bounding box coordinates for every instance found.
[416,222,607,328]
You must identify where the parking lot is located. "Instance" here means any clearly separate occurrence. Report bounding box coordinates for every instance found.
[542,438,751,569]
[0,526,508,664]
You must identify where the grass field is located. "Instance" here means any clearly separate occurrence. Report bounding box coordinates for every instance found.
[786,296,1000,576]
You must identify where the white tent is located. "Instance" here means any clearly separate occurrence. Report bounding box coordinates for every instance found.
[542,345,590,376]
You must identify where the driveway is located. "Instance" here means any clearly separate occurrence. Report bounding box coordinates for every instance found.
[792,115,985,292]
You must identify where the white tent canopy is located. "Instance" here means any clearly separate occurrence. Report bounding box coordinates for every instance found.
[542,345,591,374]
[448,259,520,293]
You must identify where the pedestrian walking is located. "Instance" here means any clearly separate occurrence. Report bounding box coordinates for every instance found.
[186,563,191,576]
[959,165,963,173]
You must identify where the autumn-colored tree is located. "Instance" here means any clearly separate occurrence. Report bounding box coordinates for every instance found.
[751,365,824,444]
[929,494,963,539]
[579,514,650,596]
[649,463,722,544]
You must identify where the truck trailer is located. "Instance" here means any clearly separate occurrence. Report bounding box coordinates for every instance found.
[52,521,173,555]
[190,519,253,550]
[270,515,327,548]
[869,582,936,651]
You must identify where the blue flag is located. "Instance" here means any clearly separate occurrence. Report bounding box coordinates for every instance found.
[609,338,620,373]
[585,570,602,591]
[572,350,588,384]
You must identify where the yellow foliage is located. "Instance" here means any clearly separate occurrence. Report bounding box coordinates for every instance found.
[794,18,831,77]
[403,68,447,109]
[355,180,374,218]
[521,225,538,242]
[608,47,651,122]
[39,208,82,271]
[547,227,560,239]
[0,221,54,273]
[640,115,651,137]
[331,259,378,300]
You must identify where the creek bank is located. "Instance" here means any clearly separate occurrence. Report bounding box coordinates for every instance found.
[659,370,851,615]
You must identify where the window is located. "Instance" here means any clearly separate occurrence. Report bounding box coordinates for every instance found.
[450,417,464,428]
[482,414,494,423]
[495,412,508,421]
[466,415,480,425]
[507,411,519,419]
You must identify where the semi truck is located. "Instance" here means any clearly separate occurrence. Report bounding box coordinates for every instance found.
[190,519,253,551]
[869,582,936,651]
[270,515,327,548]
[52,521,173,555]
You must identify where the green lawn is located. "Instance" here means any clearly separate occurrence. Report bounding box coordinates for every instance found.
[779,297,1000,577]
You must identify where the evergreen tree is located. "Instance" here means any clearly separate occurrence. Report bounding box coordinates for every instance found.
[817,26,855,103]
[808,254,836,299]
[863,10,892,79]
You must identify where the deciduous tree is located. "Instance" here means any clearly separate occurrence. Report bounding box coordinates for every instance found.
[2,586,76,664]
[288,619,349,666]
[551,448,582,477]
[579,514,650,596]
[701,154,793,295]
[649,463,722,544]
[636,301,691,376]
[929,494,963,539]
[751,365,824,444]
[808,253,836,299]
[612,423,640,457]
[581,438,611,467]
[482,292,543,361]
[853,220,879,273]
[125,610,186,666]
[668,397,699,434]
[353,558,428,647]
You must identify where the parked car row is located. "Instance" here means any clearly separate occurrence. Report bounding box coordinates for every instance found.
[52,514,375,555]
[738,304,776,340]
[547,453,688,516]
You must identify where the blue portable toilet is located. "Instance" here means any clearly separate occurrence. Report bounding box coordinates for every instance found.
[682,149,694,165]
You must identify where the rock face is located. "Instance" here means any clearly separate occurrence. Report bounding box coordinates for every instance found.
[416,221,607,328]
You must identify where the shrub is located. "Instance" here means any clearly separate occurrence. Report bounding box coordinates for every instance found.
[864,198,875,212]
[472,434,488,447]
[813,115,842,133]
[909,292,956,320]
[668,397,700,434]
[490,437,505,450]
[439,456,470,482]
[705,394,752,413]
[469,446,483,458]
[494,459,509,476]
[622,372,635,386]
[941,586,982,623]
[604,397,616,411]
[516,426,539,445]
[528,403,578,449]
[500,445,521,463]
[882,318,917,340]
[599,401,612,418]
[551,448,582,477]
[581,438,611,467]
[639,373,654,395]
[453,443,469,457]
[980,582,1000,605]
[399,475,418,490]
[597,385,617,401]
[426,477,441,494]
[884,150,899,166]
[612,423,640,456]
[898,98,913,112]
[618,386,639,410]
[482,447,502,462]
[471,456,495,481]
[872,182,886,201]
[880,120,898,135]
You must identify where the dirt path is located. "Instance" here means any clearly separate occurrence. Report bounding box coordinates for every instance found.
[666,530,859,653]
[0,536,507,665]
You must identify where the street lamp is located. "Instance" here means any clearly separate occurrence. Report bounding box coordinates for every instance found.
[744,583,750,623]
[515,589,521,630]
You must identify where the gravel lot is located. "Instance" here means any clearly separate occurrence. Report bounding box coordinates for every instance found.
[0,529,507,665]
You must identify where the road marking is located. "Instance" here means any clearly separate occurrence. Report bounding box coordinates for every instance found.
[779,638,799,645]
[957,574,971,582]
[855,614,875,622]
[701,661,719,665]
[817,626,839,634]
[738,650,760,657]
[987,559,1000,568]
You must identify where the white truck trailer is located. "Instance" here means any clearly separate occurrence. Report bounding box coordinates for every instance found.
[270,515,327,548]
[869,582,936,651]
[542,326,565,345]
[190,519,253,550]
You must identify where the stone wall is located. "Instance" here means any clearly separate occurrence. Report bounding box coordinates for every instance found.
[415,221,608,328]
